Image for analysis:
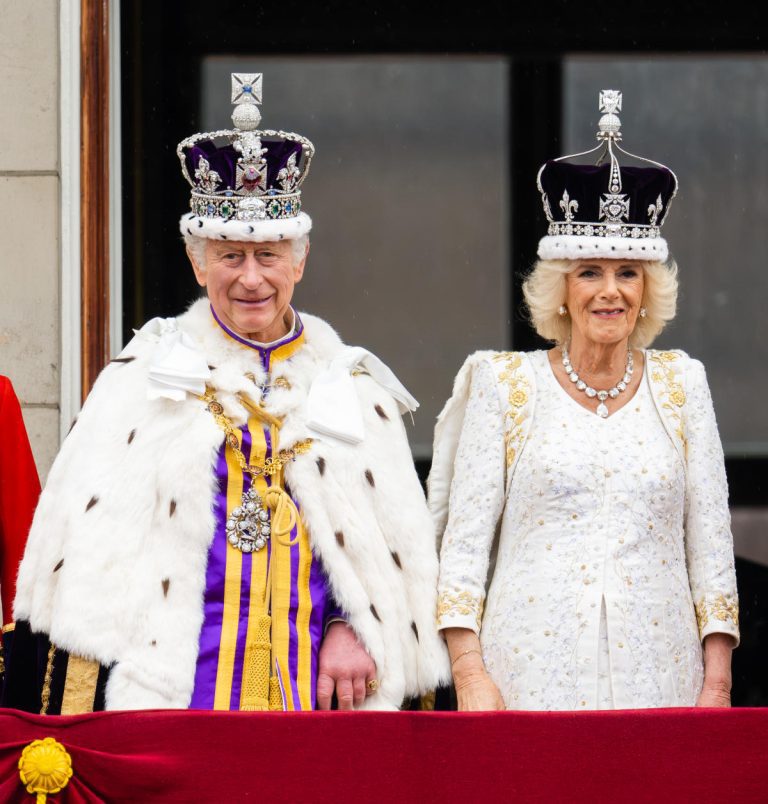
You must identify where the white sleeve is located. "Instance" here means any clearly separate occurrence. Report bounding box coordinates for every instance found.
[683,359,740,645]
[436,358,507,634]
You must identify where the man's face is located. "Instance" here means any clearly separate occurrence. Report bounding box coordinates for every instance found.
[188,239,307,341]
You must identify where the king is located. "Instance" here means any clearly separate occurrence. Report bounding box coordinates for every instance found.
[3,73,449,713]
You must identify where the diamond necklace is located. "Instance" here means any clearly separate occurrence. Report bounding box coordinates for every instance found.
[560,344,633,418]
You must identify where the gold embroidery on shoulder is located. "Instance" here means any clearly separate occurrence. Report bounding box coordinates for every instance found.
[648,351,687,456]
[437,591,484,631]
[492,352,531,467]
[695,594,739,636]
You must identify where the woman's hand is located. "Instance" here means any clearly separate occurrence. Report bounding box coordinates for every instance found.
[444,627,506,711]
[454,668,506,711]
[696,679,731,708]
[696,633,734,708]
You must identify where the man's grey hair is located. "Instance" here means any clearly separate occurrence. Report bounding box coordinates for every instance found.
[183,232,309,268]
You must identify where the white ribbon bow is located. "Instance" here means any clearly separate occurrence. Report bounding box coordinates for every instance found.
[306,347,419,444]
[144,319,211,402]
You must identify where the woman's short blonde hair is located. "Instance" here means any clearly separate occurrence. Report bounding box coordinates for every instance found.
[521,259,678,349]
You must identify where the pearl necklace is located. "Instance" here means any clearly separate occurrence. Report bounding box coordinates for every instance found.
[561,344,633,418]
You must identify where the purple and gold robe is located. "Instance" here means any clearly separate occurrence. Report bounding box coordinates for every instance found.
[191,310,341,711]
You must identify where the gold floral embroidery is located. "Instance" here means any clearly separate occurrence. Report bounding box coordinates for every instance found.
[648,351,687,456]
[437,591,484,631]
[493,352,531,467]
[695,594,739,635]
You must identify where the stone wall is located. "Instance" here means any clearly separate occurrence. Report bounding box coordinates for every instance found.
[0,0,61,480]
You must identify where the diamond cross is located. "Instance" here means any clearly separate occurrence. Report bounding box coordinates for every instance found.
[599,90,622,115]
[232,73,263,106]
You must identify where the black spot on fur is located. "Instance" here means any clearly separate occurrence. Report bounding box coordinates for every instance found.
[162,578,170,597]
[374,404,389,421]
[53,559,64,573]
[370,604,381,622]
[317,457,326,476]
[247,226,254,233]
[365,470,375,487]
[208,365,216,371]
[169,499,177,517]
[86,496,99,512]
[411,622,419,641]
[110,356,136,365]
[197,220,203,228]
[335,531,345,547]
[127,429,136,444]
[391,551,402,569]
[221,234,227,240]
[186,227,192,234]
[150,640,157,647]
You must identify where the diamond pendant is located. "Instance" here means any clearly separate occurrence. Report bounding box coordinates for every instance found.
[596,402,609,418]
[225,485,271,553]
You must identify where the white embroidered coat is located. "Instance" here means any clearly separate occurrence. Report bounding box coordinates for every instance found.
[431,349,739,710]
[14,300,449,710]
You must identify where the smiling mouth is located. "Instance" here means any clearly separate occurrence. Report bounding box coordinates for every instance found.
[592,308,625,317]
[236,296,273,306]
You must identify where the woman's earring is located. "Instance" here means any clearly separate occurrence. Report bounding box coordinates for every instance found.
[639,307,647,318]
[558,305,568,317]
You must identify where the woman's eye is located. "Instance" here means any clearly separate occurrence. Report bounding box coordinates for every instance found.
[579,269,597,278]
[620,270,639,279]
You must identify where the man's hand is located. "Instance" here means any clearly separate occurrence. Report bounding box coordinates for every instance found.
[316,621,377,710]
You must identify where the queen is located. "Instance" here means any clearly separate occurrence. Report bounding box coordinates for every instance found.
[431,90,739,710]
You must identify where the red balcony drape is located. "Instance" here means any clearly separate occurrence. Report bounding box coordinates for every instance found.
[2,708,767,803]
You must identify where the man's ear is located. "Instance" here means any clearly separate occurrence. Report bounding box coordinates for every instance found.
[187,245,207,287]
[293,241,309,283]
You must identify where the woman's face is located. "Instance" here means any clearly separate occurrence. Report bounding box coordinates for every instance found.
[187,239,306,341]
[564,259,645,347]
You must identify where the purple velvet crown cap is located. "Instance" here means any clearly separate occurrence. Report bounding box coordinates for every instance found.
[539,161,677,227]
[184,138,304,196]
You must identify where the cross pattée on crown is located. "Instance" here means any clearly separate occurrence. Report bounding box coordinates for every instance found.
[599,89,622,115]
[231,73,263,130]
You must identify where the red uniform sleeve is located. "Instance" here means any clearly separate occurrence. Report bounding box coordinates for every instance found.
[0,377,41,625]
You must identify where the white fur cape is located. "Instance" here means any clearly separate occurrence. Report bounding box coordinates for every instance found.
[14,300,449,710]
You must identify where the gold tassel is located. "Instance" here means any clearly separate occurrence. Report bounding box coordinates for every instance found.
[239,614,272,712]
[269,676,284,711]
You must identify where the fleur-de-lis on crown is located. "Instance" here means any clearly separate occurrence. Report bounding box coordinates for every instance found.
[277,152,301,192]
[194,157,221,194]
[559,189,578,222]
[647,194,663,226]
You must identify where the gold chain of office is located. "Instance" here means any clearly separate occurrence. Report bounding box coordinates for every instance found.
[199,386,313,480]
